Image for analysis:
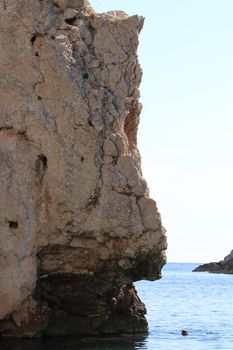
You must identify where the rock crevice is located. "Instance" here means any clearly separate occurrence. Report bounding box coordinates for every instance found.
[0,0,167,337]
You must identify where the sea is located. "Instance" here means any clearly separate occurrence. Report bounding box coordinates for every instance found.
[1,263,233,350]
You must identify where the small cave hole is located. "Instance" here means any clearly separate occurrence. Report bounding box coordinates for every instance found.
[88,119,93,127]
[112,156,118,165]
[35,154,48,182]
[8,221,18,229]
[31,35,37,45]
[65,18,77,25]
[38,154,48,169]
[83,72,89,80]
[37,96,42,100]
[80,156,84,162]
[35,51,39,57]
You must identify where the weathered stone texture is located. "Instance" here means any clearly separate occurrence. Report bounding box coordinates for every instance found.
[0,0,167,337]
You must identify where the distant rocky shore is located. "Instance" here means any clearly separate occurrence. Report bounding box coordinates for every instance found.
[193,250,233,274]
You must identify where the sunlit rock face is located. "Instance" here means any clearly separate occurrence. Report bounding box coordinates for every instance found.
[0,0,167,337]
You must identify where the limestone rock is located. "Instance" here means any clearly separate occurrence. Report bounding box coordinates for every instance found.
[0,0,167,337]
[193,250,233,274]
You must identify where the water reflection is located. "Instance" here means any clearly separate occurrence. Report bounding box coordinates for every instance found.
[0,334,148,350]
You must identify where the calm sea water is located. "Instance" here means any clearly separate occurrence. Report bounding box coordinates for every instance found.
[1,263,233,350]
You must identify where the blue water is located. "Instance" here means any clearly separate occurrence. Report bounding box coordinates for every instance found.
[136,262,233,350]
[1,263,233,350]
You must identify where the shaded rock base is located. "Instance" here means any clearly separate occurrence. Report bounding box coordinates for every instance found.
[0,279,147,337]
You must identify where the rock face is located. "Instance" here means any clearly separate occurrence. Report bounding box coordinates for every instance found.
[193,250,233,274]
[0,0,167,337]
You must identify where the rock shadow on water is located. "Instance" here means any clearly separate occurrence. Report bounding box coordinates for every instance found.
[0,334,148,350]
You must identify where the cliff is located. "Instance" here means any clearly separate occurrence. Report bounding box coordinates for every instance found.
[193,250,233,274]
[0,0,167,337]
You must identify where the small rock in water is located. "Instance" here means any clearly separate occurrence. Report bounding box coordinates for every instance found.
[181,329,189,336]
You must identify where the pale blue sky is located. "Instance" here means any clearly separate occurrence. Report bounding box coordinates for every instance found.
[89,0,233,263]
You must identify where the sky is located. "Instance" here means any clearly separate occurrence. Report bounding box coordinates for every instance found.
[89,0,233,263]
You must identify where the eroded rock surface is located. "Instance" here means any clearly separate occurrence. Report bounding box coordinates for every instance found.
[0,0,167,337]
[193,250,233,274]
